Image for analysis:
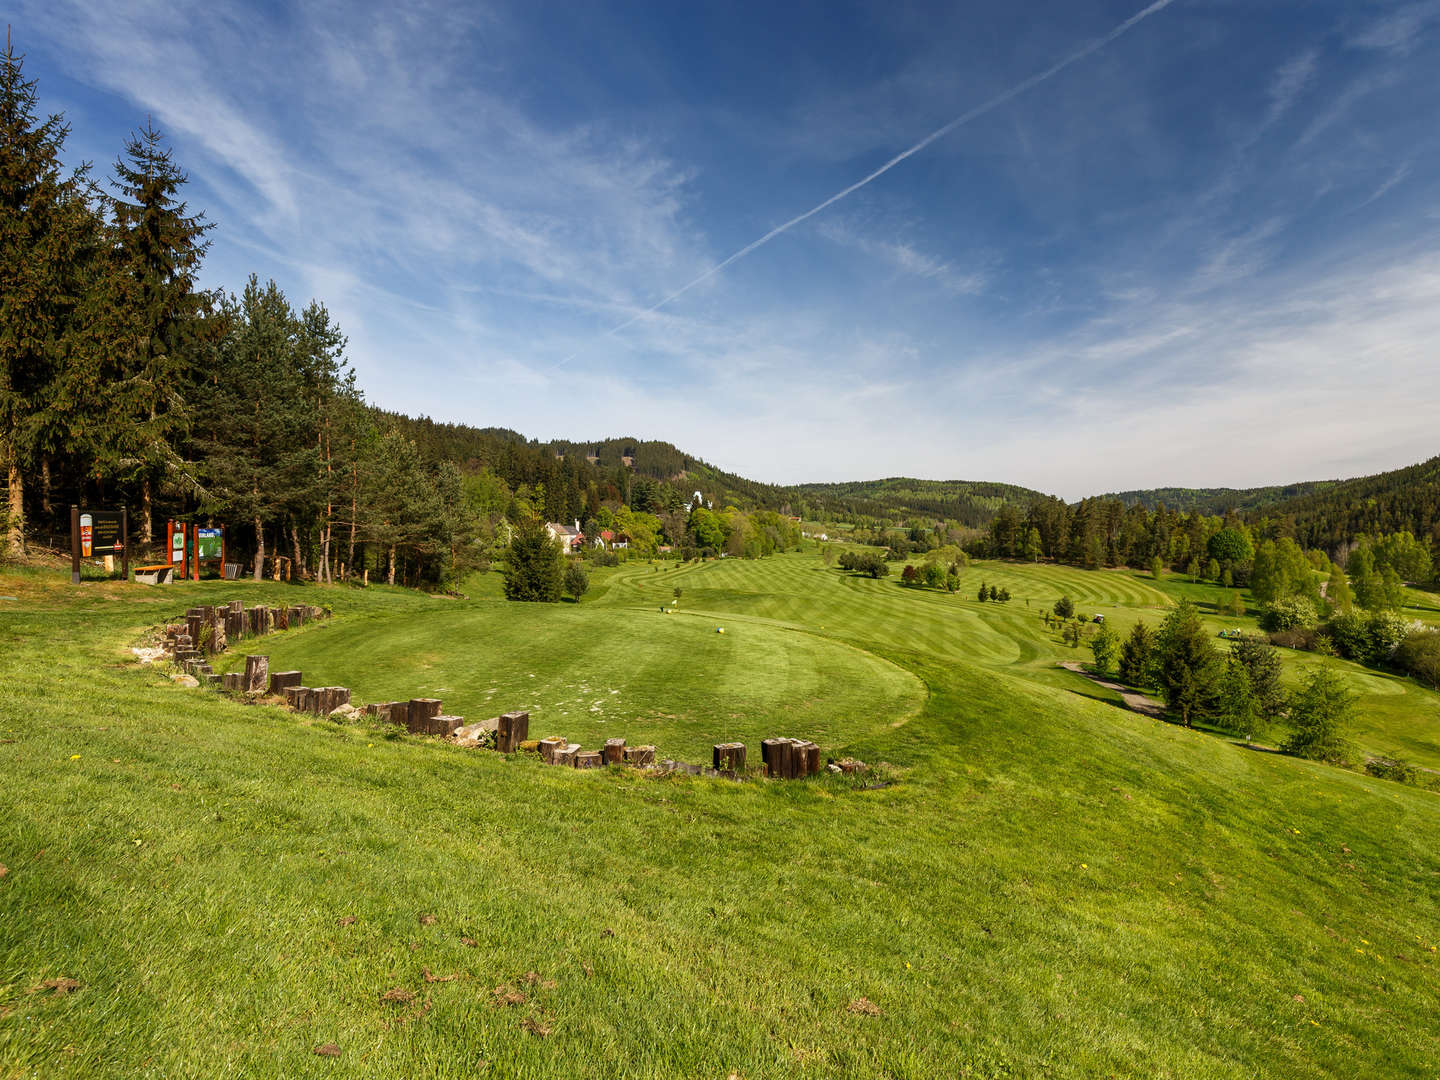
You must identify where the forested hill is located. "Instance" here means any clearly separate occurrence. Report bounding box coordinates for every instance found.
[373,415,790,511]
[786,478,1054,528]
[1256,455,1440,550]
[1100,482,1333,515]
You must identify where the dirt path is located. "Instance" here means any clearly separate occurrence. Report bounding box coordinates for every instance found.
[1059,661,1166,718]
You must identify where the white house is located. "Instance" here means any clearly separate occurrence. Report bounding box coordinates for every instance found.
[545,520,582,554]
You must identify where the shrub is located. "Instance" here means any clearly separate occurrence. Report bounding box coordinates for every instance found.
[563,563,590,600]
[1395,630,1440,689]
[1054,595,1074,619]
[1259,597,1318,632]
[1365,611,1414,662]
[1326,611,1368,660]
[1365,757,1415,784]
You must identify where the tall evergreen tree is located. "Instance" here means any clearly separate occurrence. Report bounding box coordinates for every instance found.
[1155,600,1222,727]
[503,514,564,602]
[104,119,213,544]
[0,35,97,554]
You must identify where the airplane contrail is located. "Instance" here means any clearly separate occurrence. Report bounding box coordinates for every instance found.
[559,0,1176,364]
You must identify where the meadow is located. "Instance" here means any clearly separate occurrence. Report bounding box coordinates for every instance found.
[2,553,1438,1078]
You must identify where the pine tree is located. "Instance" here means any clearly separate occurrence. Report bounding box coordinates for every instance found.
[1282,667,1354,762]
[104,120,214,544]
[0,34,97,554]
[1118,621,1156,685]
[504,514,564,602]
[1155,600,1222,727]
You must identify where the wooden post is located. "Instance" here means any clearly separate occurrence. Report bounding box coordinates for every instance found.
[761,739,784,777]
[713,742,746,772]
[623,745,655,766]
[267,671,302,695]
[121,506,129,581]
[407,698,441,734]
[433,715,463,736]
[574,750,602,769]
[539,737,566,763]
[70,505,81,584]
[242,655,269,694]
[802,742,821,777]
[556,743,581,766]
[603,737,626,764]
[497,711,530,752]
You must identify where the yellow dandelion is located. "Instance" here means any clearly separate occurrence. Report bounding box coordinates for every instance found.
[69,754,81,761]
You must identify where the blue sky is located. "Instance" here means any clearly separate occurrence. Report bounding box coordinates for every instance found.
[14,0,1440,498]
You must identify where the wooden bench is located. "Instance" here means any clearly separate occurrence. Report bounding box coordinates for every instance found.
[134,564,176,584]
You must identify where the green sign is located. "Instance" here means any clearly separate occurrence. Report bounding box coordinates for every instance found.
[196,528,223,561]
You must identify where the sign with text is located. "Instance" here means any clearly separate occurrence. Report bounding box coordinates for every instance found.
[196,528,224,561]
[81,510,124,556]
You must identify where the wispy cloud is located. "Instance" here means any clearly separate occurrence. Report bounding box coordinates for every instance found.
[1347,1,1440,55]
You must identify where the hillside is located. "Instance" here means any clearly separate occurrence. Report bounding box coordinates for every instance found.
[780,478,1053,528]
[1259,455,1440,550]
[4,554,1439,1077]
[1100,482,1334,515]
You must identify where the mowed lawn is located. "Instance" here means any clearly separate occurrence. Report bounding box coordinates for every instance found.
[2,555,1439,1079]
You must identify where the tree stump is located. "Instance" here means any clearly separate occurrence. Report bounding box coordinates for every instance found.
[224,672,243,693]
[623,745,655,766]
[433,715,463,736]
[378,701,406,727]
[538,737,566,763]
[407,698,442,734]
[497,711,530,752]
[574,750,603,769]
[603,737,626,764]
[242,655,269,695]
[800,741,821,776]
[269,671,303,696]
[285,686,308,709]
[556,743,581,766]
[712,742,746,772]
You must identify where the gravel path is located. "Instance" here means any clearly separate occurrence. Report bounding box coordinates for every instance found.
[1059,661,1166,718]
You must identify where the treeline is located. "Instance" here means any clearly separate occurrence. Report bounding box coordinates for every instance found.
[788,477,1049,529]
[0,43,803,585]
[979,496,1439,587]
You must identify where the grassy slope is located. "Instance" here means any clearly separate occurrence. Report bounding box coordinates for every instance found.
[2,558,1438,1079]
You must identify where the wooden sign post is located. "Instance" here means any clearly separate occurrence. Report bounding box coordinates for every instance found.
[71,504,129,584]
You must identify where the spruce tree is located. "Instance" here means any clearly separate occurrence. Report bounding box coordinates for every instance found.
[1118,621,1156,685]
[503,514,564,602]
[0,34,97,554]
[1155,600,1222,727]
[104,119,214,544]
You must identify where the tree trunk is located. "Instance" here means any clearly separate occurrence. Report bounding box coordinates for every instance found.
[291,523,303,580]
[387,545,396,586]
[5,451,24,556]
[140,476,154,546]
[347,449,357,577]
[40,457,52,517]
[253,516,265,581]
[321,411,333,584]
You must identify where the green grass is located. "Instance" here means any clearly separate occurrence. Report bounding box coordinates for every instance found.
[2,556,1439,1078]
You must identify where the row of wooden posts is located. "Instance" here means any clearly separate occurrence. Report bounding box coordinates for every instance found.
[161,599,830,780]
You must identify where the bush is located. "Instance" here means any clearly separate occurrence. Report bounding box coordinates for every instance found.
[563,563,590,600]
[839,551,889,578]
[1259,596,1318,632]
[1395,630,1440,689]
[1365,611,1414,662]
[1326,611,1368,660]
[1365,757,1415,784]
[1054,595,1074,619]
